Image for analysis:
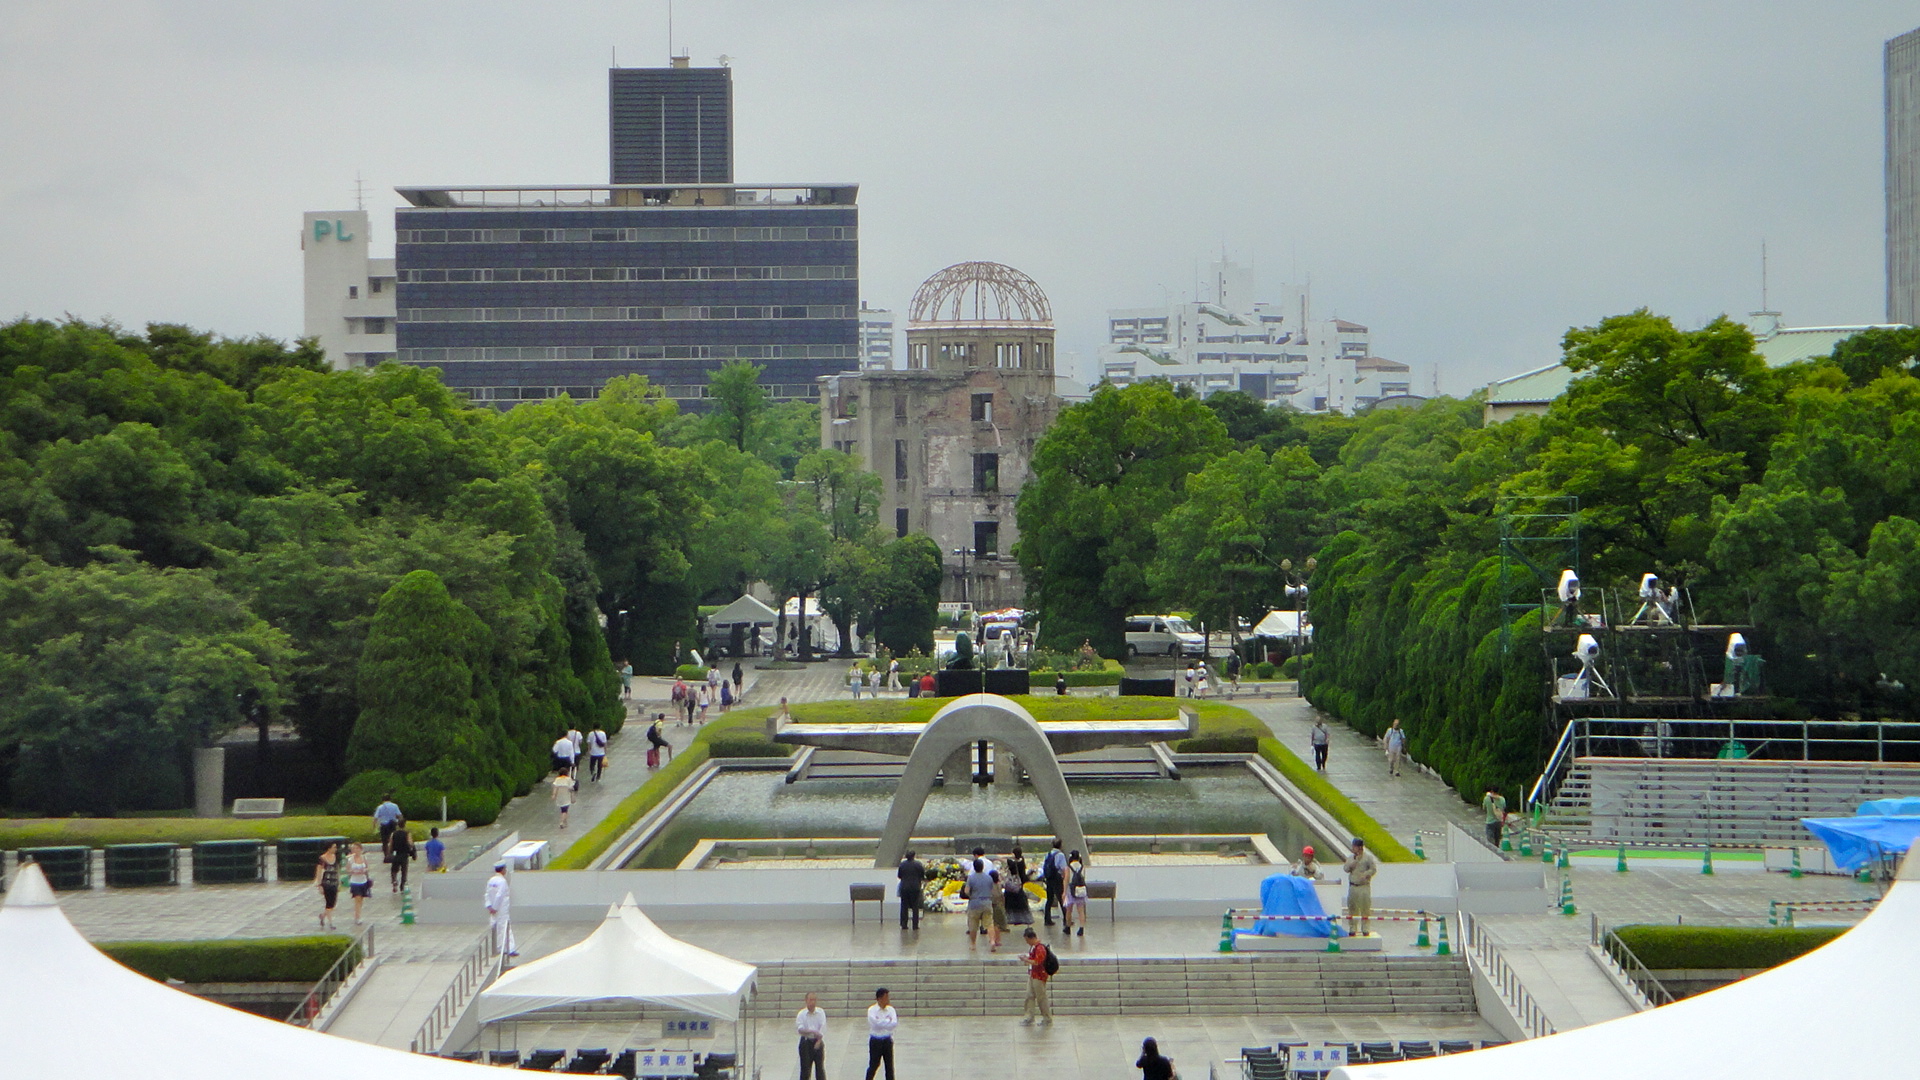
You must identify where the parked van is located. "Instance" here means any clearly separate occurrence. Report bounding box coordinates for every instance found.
[1124,614,1206,657]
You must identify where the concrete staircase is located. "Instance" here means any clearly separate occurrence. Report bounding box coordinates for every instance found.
[1540,757,1920,845]
[742,955,1474,1018]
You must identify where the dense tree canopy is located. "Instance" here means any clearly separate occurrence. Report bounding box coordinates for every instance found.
[0,318,909,816]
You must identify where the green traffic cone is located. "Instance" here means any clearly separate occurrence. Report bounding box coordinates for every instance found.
[1790,847,1802,880]
[1434,916,1451,956]
[1616,842,1628,873]
[1559,871,1577,916]
[1414,834,1426,860]
[1219,913,1235,953]
[400,885,415,926]
[1326,931,1342,953]
[1415,914,1431,948]
[1557,845,1570,871]
[1701,844,1714,876]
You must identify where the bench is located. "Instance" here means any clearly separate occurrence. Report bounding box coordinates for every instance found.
[230,798,285,819]
[1086,880,1118,922]
[849,882,886,924]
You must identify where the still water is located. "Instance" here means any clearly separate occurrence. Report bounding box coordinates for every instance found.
[622,764,1315,868]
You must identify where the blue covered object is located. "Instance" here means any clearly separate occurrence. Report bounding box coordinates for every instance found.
[1857,797,1920,817]
[1801,816,1920,872]
[1243,872,1343,938]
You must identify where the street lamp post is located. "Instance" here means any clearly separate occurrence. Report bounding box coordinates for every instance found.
[1281,557,1317,656]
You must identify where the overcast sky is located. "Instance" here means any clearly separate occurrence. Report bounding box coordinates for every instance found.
[3,1,1916,391]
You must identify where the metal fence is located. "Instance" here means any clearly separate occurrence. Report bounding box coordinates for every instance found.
[286,925,376,1028]
[1458,911,1555,1040]
[410,929,502,1054]
[1597,927,1674,1008]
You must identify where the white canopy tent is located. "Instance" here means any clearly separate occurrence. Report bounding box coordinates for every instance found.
[1333,850,1918,1079]
[0,862,490,1080]
[1252,609,1311,641]
[476,896,756,1024]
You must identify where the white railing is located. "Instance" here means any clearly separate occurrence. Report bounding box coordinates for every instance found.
[408,929,501,1054]
[1458,912,1556,1040]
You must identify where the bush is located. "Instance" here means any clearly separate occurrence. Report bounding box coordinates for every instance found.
[1253,661,1277,679]
[1172,707,1268,754]
[100,935,356,984]
[0,817,418,851]
[324,771,499,826]
[705,733,793,758]
[675,664,709,681]
[1611,925,1847,970]
[1279,655,1304,678]
[1256,737,1415,861]
[324,769,404,817]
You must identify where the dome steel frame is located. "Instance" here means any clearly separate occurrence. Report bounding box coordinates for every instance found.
[907,261,1053,327]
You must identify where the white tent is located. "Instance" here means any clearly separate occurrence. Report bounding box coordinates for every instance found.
[475,896,755,1024]
[705,595,778,632]
[0,862,490,1080]
[1253,609,1311,640]
[1333,850,1918,1079]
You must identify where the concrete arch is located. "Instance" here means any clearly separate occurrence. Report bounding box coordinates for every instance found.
[872,694,1089,869]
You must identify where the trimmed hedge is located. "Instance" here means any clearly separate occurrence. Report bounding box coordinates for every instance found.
[100,935,356,984]
[0,817,424,851]
[547,743,712,869]
[675,664,709,681]
[1032,658,1126,687]
[1257,737,1415,861]
[323,769,500,827]
[1611,925,1847,971]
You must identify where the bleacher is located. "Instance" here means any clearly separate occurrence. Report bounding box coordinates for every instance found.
[436,1047,736,1076]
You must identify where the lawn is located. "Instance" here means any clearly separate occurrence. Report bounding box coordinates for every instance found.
[0,816,430,851]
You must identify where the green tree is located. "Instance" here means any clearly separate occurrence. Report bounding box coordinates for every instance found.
[0,549,291,814]
[871,533,944,656]
[345,570,500,791]
[1152,446,1325,633]
[1015,382,1230,656]
[1826,325,1920,387]
[703,359,769,453]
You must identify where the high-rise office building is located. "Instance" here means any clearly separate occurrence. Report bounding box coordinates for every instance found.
[610,60,733,185]
[390,62,857,410]
[1888,27,1920,324]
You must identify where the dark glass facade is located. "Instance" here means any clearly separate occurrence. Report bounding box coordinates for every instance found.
[610,68,732,185]
[394,203,858,408]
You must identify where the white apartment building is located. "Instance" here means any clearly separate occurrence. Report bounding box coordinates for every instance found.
[1097,261,1424,413]
[302,210,396,370]
[858,302,896,370]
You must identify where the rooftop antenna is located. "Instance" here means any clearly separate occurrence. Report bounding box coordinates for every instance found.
[353,170,366,211]
[1749,238,1782,338]
[1761,238,1769,312]
[667,0,675,59]
[612,45,618,68]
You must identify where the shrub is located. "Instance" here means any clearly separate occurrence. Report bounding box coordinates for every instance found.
[1254,661,1277,679]
[1256,737,1415,861]
[325,770,499,826]
[1173,707,1267,753]
[1611,925,1847,970]
[324,770,404,817]
[705,733,793,758]
[1279,655,1304,678]
[436,787,504,826]
[0,817,418,851]
[675,664,709,681]
[100,935,356,983]
[347,571,492,784]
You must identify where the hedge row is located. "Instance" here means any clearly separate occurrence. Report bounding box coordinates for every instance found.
[0,817,423,852]
[1611,925,1848,971]
[1256,737,1416,861]
[100,935,356,984]
[323,769,499,826]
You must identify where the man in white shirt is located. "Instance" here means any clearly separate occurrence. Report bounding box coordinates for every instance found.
[795,992,827,1080]
[864,987,897,1080]
[550,734,577,777]
[566,726,584,763]
[484,861,518,958]
[586,724,609,782]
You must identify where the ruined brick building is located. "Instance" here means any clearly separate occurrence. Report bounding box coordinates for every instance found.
[819,261,1062,609]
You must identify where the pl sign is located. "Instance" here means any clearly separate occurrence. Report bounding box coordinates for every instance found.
[312,219,355,242]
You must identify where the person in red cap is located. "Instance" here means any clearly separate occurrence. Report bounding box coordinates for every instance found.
[1291,845,1322,880]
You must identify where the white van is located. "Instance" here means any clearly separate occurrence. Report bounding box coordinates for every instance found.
[1124,614,1206,658]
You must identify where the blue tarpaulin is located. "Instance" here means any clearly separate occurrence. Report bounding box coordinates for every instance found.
[1857,797,1920,816]
[1242,872,1343,939]
[1800,816,1920,872]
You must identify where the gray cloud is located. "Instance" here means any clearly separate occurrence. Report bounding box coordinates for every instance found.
[0,1,1910,390]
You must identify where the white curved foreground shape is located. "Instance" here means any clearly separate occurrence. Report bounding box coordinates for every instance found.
[0,862,496,1080]
[1332,851,1917,1080]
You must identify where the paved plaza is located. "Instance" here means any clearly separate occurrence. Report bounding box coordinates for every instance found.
[23,664,1888,1075]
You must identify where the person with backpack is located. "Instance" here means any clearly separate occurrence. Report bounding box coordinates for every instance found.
[1040,838,1067,927]
[1019,928,1056,1024]
[1062,851,1088,937]
[646,715,670,770]
[586,723,609,782]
